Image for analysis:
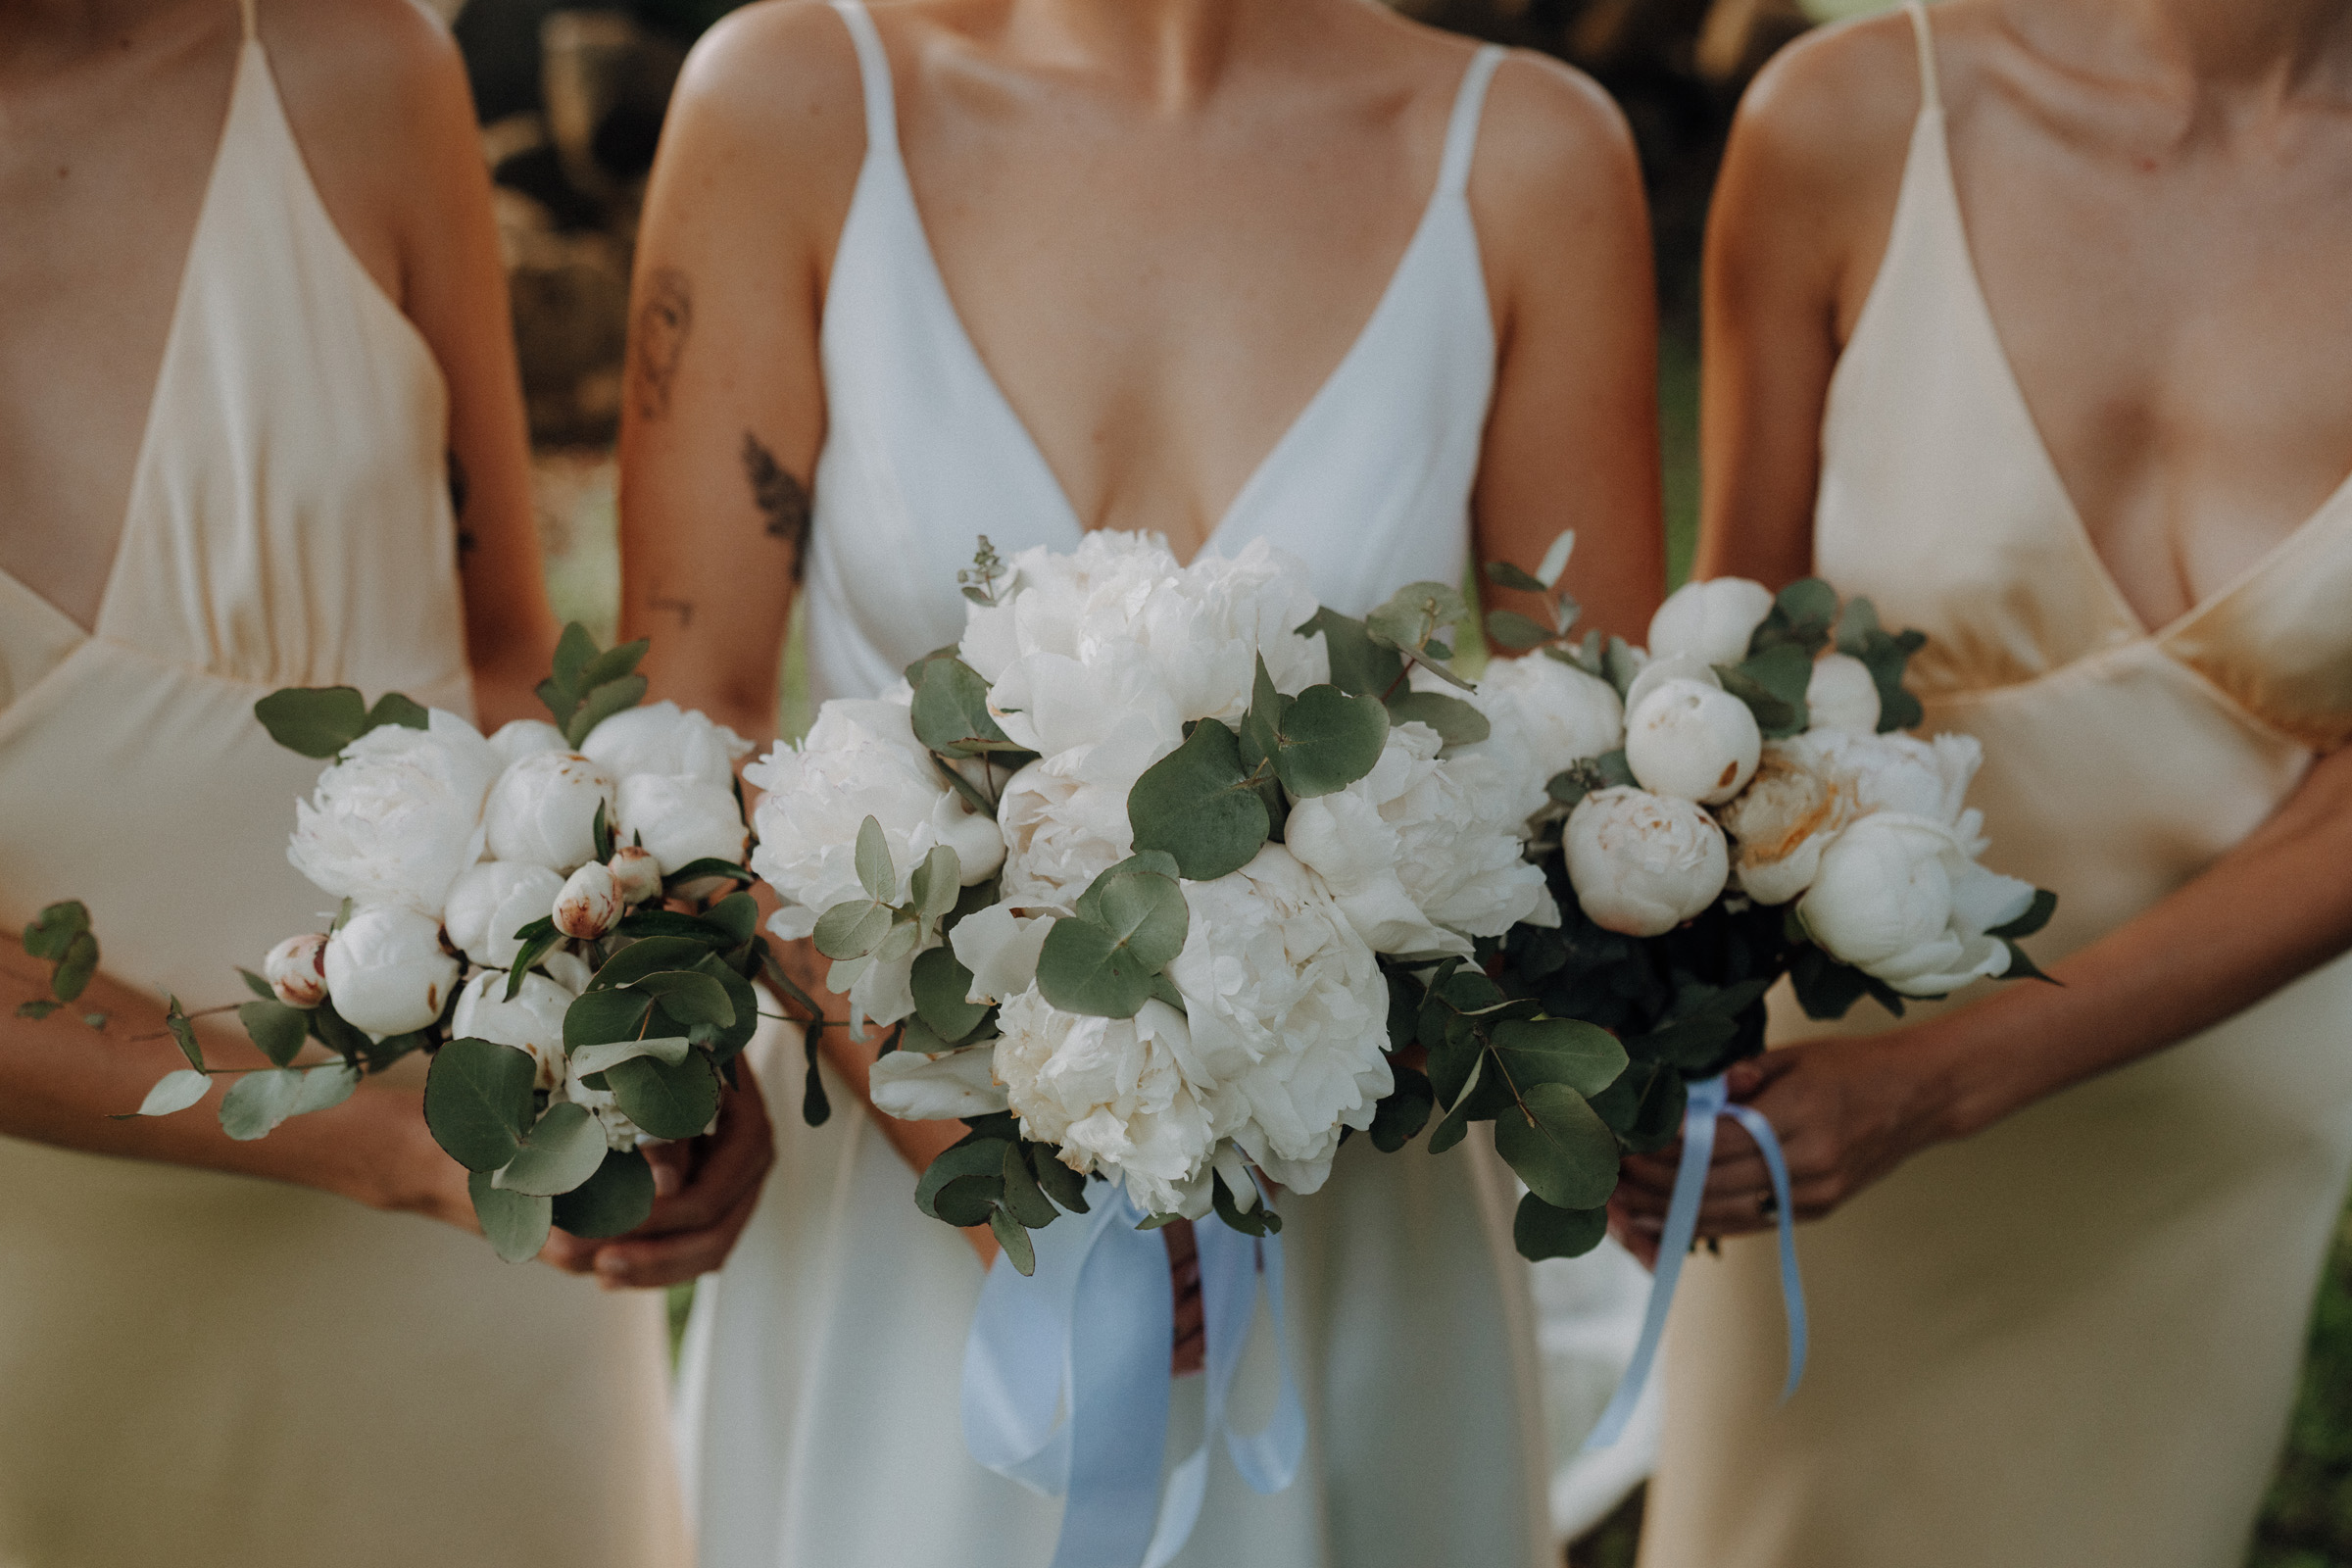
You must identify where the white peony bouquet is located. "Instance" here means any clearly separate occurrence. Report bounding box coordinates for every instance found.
[117,626,806,1261]
[1473,552,2058,1176]
[747,534,1633,1269]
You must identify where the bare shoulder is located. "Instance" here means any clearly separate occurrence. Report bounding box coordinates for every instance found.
[1471,49,1641,213]
[666,0,865,178]
[1725,11,1924,216]
[261,0,472,141]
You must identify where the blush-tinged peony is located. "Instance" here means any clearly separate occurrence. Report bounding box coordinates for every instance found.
[615,774,749,875]
[1564,787,1730,937]
[1646,577,1776,669]
[1626,678,1761,806]
[1164,845,1392,1196]
[581,700,753,792]
[323,906,459,1037]
[994,990,1219,1219]
[451,968,573,1091]
[287,709,498,915]
[263,933,329,1008]
[482,752,618,873]
[1717,740,1849,906]
[1805,653,1883,737]
[443,860,566,967]
[1798,813,2036,996]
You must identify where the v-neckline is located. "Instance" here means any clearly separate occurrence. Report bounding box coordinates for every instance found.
[869,66,1465,566]
[1924,105,2352,646]
[0,39,256,641]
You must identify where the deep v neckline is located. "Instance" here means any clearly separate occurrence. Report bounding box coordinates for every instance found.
[854,16,1482,565]
[1922,105,2352,646]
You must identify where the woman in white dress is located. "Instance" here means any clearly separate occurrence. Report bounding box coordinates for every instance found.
[0,2,760,1560]
[621,1,1663,1563]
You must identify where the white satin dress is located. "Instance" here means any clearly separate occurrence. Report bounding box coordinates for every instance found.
[0,11,685,1564]
[674,9,1569,1565]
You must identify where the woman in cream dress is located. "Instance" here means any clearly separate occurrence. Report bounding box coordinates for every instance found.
[0,2,748,1560]
[617,2,1666,1562]
[1617,3,2352,1563]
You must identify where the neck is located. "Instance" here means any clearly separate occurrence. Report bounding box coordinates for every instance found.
[1002,0,1253,108]
[2029,0,2352,96]
[0,0,227,65]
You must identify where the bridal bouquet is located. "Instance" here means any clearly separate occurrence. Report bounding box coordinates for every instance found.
[120,626,801,1261]
[746,532,1633,1271]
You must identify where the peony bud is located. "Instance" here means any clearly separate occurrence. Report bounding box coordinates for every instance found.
[554,860,625,941]
[450,968,573,1091]
[1797,814,2035,996]
[1564,787,1730,937]
[581,701,753,792]
[482,752,618,872]
[609,845,664,905]
[1622,650,1721,720]
[486,718,568,769]
[263,933,330,1008]
[1646,578,1776,669]
[443,860,565,967]
[322,906,459,1036]
[1626,678,1762,805]
[1806,653,1883,737]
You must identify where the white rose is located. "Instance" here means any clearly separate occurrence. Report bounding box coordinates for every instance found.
[994,989,1218,1219]
[581,700,753,792]
[950,905,1052,1004]
[443,860,566,966]
[869,1042,1009,1120]
[287,709,498,915]
[1284,722,1553,956]
[1475,653,1625,784]
[322,906,460,1037]
[1798,813,2036,996]
[997,757,1134,914]
[482,752,618,872]
[554,861,625,941]
[451,967,573,1090]
[1164,845,1392,1196]
[1564,787,1730,937]
[486,718,568,769]
[1806,653,1883,737]
[748,698,1003,940]
[1717,740,1849,906]
[1626,677,1762,805]
[1646,577,1776,669]
[615,774,750,875]
[263,933,329,1008]
[609,845,664,905]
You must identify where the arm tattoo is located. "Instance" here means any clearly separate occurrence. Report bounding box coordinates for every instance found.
[448,451,475,556]
[742,430,813,581]
[631,267,694,419]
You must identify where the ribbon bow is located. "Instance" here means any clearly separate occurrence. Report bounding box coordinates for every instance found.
[1584,1072,1808,1450]
[960,1186,1306,1568]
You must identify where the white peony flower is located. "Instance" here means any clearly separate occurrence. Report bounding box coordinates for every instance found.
[1146,540,1330,720]
[615,774,749,875]
[996,756,1136,915]
[1798,813,2036,996]
[1806,653,1883,737]
[541,949,595,995]
[986,640,1184,776]
[581,700,753,793]
[1164,845,1392,1196]
[1626,677,1762,806]
[450,967,573,1091]
[609,845,664,905]
[323,906,460,1037]
[443,860,566,967]
[1285,722,1552,956]
[486,718,568,769]
[994,989,1219,1219]
[1475,654,1625,785]
[1564,787,1730,937]
[870,1043,1009,1120]
[554,861,625,940]
[482,752,618,872]
[950,905,1052,1004]
[263,933,329,1008]
[1717,739,1850,906]
[958,531,1184,684]
[1646,577,1776,669]
[287,710,498,916]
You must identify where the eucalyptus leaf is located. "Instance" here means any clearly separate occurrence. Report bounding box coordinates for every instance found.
[164,995,204,1072]
[563,987,655,1051]
[1365,581,1468,656]
[916,1139,1008,1221]
[909,657,1022,758]
[1426,1053,1485,1156]
[1512,1193,1607,1261]
[990,1206,1037,1276]
[1493,1083,1621,1211]
[1385,690,1491,750]
[14,1000,59,1021]
[910,945,989,1043]
[51,931,97,1004]
[567,1035,694,1078]
[605,1052,721,1141]
[1272,685,1390,797]
[1536,530,1577,590]
[1988,887,2058,941]
[468,1170,553,1264]
[238,999,309,1068]
[592,935,724,990]
[1126,719,1270,882]
[292,1061,361,1115]
[1484,561,1548,594]
[552,1148,658,1238]
[423,1038,538,1171]
[999,1141,1058,1229]
[134,1068,213,1118]
[219,1067,306,1142]
[564,673,648,748]
[906,845,962,928]
[1030,1147,1089,1214]
[1369,1065,1435,1152]
[661,858,757,891]
[855,815,896,902]
[253,686,368,758]
[1489,1017,1628,1099]
[495,1102,612,1197]
[1298,607,1403,698]
[363,692,430,735]
[635,970,735,1028]
[22,900,89,960]
[1037,856,1191,1019]
[1484,610,1553,651]
[705,891,760,945]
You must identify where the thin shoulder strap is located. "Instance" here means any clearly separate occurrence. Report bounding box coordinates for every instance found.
[831,0,900,157]
[236,0,257,40]
[1904,2,1942,114]
[1438,45,1507,198]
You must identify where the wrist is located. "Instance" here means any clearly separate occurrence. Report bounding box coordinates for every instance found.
[340,1092,470,1228]
[1898,1019,2010,1146]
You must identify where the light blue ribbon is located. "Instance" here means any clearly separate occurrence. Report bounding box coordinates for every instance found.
[1583,1072,1809,1450]
[961,1184,1305,1568]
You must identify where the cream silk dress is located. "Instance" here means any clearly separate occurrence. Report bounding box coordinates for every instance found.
[671,9,1558,1565]
[0,12,686,1565]
[1642,10,2352,1566]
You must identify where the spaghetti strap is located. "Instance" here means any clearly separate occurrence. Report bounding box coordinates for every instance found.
[237,0,257,40]
[1437,45,1506,198]
[831,0,900,158]
[1905,2,1941,114]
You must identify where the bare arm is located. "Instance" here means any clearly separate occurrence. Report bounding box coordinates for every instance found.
[1469,55,1665,642]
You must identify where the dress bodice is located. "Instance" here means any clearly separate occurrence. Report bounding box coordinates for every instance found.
[802,0,1505,706]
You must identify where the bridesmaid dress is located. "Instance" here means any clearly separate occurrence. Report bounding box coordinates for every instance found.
[671,8,1558,1565]
[1642,9,2352,1566]
[0,10,686,1565]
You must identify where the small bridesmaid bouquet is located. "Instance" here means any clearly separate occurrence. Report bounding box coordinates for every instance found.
[119,625,807,1260]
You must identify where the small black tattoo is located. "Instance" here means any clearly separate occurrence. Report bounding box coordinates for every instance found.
[742,431,813,580]
[447,450,471,533]
[632,267,694,419]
